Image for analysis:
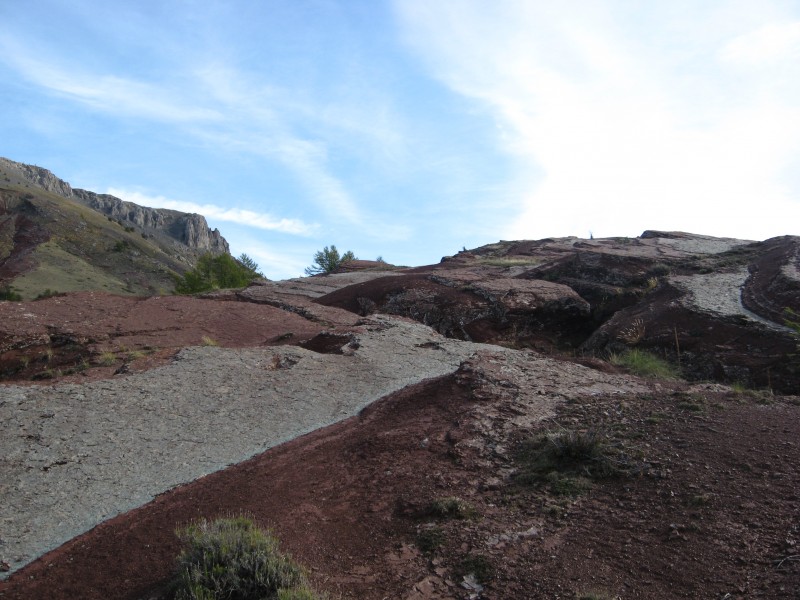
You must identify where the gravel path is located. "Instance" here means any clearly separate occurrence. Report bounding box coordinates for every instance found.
[0,316,492,576]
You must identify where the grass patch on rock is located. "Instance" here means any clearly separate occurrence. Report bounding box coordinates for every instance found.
[610,348,679,379]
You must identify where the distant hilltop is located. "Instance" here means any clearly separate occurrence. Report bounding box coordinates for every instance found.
[0,157,230,298]
[0,157,228,254]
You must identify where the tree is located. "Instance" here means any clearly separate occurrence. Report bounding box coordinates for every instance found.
[304,245,356,276]
[174,253,262,294]
[237,253,263,276]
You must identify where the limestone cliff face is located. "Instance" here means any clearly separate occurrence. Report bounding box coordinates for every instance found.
[72,189,229,254]
[0,157,229,254]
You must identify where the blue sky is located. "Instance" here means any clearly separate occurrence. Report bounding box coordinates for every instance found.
[1,1,799,279]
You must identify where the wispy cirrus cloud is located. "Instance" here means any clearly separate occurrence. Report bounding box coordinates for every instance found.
[0,37,220,123]
[107,188,316,236]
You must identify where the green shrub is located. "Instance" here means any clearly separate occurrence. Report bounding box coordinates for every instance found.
[416,526,444,554]
[172,517,318,600]
[610,348,678,379]
[428,497,477,520]
[304,245,356,276]
[0,285,22,301]
[175,253,262,294]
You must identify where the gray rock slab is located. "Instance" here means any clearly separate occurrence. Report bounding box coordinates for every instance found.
[670,268,795,333]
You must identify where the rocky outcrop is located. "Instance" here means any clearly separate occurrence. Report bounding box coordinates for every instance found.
[0,158,74,198]
[741,236,800,323]
[0,157,229,254]
[316,232,800,393]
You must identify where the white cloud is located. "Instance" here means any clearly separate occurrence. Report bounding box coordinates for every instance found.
[721,22,800,65]
[107,188,316,236]
[395,1,800,240]
[232,241,310,281]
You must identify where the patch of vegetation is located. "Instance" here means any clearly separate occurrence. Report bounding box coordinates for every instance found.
[64,359,90,375]
[514,429,626,497]
[428,496,477,520]
[476,256,542,268]
[645,412,667,425]
[672,391,706,412]
[174,253,262,294]
[416,526,445,554]
[172,517,319,600]
[730,381,749,394]
[545,472,593,496]
[0,285,22,301]
[10,240,132,298]
[32,368,55,380]
[610,348,679,379]
[34,288,59,300]
[688,493,713,507]
[729,384,774,404]
[457,554,494,585]
[304,245,356,276]
[97,351,117,366]
[201,336,219,347]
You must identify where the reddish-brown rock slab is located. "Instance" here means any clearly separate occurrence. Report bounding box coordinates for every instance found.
[0,292,328,383]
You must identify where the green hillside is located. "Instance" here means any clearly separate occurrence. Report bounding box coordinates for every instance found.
[0,177,197,299]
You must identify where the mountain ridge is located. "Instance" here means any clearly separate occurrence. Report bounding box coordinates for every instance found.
[0,157,230,298]
[0,157,229,254]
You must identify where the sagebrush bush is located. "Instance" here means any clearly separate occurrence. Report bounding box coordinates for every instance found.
[172,517,318,600]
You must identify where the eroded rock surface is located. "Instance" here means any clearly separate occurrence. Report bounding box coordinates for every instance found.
[317,231,800,392]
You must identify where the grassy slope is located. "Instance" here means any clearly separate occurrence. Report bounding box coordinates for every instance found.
[0,180,189,299]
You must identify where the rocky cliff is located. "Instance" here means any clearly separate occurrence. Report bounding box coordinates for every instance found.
[0,157,229,254]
